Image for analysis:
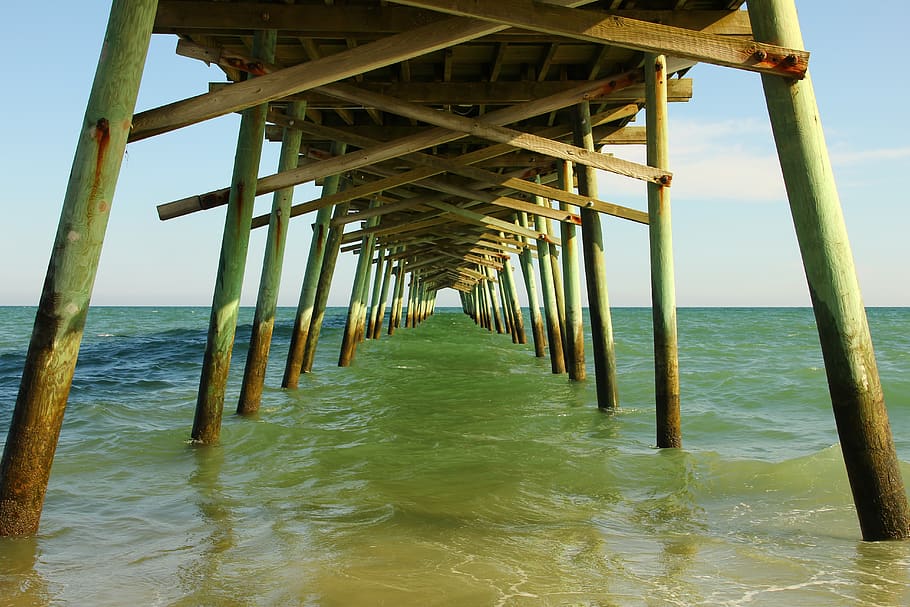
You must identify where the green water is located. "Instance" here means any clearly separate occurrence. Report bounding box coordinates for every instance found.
[0,307,909,605]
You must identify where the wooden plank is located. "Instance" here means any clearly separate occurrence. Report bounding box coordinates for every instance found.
[317,82,671,184]
[425,200,549,243]
[208,78,694,106]
[130,16,506,141]
[388,0,807,78]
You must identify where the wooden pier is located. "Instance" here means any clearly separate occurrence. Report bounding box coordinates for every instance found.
[1,0,908,541]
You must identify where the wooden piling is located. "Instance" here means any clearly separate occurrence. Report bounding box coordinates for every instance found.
[300,194,352,374]
[192,30,276,444]
[533,189,567,373]
[498,270,514,339]
[282,142,347,388]
[388,260,405,335]
[339,203,380,366]
[517,215,547,357]
[646,54,681,446]
[372,246,396,339]
[367,246,387,339]
[482,277,495,332]
[486,266,506,334]
[559,161,586,381]
[749,0,910,540]
[237,97,303,415]
[0,0,158,536]
[501,254,527,345]
[574,102,618,408]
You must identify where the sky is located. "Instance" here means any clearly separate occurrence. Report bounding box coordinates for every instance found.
[1,1,908,308]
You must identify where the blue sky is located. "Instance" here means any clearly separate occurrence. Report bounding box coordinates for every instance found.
[2,2,908,307]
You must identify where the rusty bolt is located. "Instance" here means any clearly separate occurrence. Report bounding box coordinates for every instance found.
[784,54,799,66]
[753,49,768,62]
[659,175,672,186]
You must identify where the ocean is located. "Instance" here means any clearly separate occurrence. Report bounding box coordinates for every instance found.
[0,306,908,606]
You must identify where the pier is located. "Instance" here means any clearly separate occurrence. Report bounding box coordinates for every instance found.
[1,0,907,542]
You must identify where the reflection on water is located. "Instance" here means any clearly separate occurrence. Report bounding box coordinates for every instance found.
[0,536,49,607]
[172,445,241,607]
[853,541,910,606]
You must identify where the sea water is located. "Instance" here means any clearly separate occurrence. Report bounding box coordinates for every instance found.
[0,306,908,606]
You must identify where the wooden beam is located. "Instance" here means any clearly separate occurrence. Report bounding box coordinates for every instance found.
[160,69,653,221]
[387,0,807,78]
[209,79,694,106]
[425,200,549,243]
[130,16,506,141]
[317,81,671,184]
[272,104,646,224]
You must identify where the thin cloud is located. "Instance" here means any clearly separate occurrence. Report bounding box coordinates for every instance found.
[596,118,786,203]
[830,145,910,165]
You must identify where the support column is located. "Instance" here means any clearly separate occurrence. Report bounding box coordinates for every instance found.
[0,0,158,536]
[486,266,506,334]
[750,0,909,540]
[366,246,387,339]
[517,214,547,357]
[534,190,566,373]
[501,254,527,344]
[575,102,618,408]
[559,161,586,381]
[372,246,395,339]
[237,98,304,415]
[646,55,681,446]
[339,203,379,366]
[192,31,276,444]
[404,271,417,329]
[282,142,347,388]
[482,276,495,332]
[497,270,514,338]
[300,194,351,373]
[388,260,405,335]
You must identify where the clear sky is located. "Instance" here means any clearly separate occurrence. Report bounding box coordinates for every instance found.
[2,2,908,308]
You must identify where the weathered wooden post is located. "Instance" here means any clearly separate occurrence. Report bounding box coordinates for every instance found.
[388,260,405,335]
[300,194,352,373]
[481,276,495,332]
[367,246,388,339]
[497,270,514,338]
[486,266,506,334]
[559,161,586,380]
[750,0,910,540]
[500,254,527,344]
[237,99,305,415]
[574,102,618,408]
[0,0,158,536]
[517,214,547,357]
[646,54,681,446]
[371,246,395,339]
[282,142,347,388]
[339,203,380,366]
[192,30,276,444]
[533,190,566,373]
[545,212,569,359]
